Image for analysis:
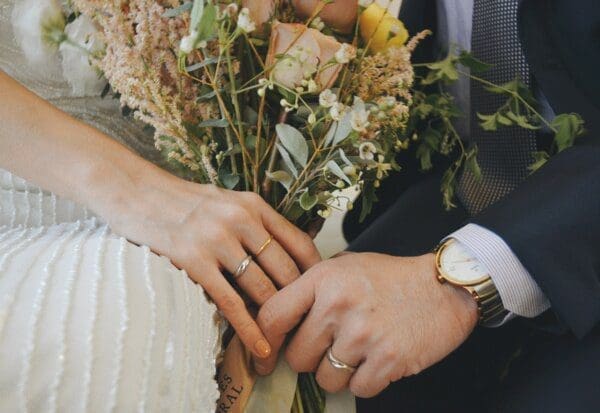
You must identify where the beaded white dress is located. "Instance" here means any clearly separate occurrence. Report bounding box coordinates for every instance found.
[0,1,222,412]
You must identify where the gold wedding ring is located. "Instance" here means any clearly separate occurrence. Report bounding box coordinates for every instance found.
[233,255,253,279]
[327,347,357,373]
[255,235,274,257]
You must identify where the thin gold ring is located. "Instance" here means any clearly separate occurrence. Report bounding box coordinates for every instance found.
[255,235,274,257]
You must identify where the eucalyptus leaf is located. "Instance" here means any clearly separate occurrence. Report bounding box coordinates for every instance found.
[276,124,308,167]
[199,118,229,128]
[326,160,351,185]
[218,170,240,189]
[299,191,318,211]
[266,170,293,191]
[163,2,192,18]
[324,112,353,147]
[338,149,353,167]
[190,0,204,29]
[186,58,218,72]
[276,143,299,178]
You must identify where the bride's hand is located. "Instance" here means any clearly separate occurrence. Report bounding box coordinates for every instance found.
[100,170,321,359]
[0,70,321,359]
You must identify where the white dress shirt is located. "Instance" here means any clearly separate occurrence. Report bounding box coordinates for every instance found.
[436,0,550,321]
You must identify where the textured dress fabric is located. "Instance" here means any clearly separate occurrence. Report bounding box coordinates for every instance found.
[0,1,222,412]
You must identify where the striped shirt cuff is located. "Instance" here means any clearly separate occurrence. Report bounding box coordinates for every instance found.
[447,224,551,321]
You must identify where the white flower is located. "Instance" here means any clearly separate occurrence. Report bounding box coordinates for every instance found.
[237,8,256,33]
[307,79,319,94]
[308,113,317,124]
[358,0,375,7]
[319,89,337,108]
[11,0,65,76]
[180,31,198,54]
[334,43,356,64]
[350,108,370,133]
[226,3,239,16]
[59,15,106,97]
[359,142,377,160]
[329,102,346,121]
[310,16,325,31]
[317,208,331,218]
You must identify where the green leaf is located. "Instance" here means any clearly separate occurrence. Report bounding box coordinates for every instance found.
[299,191,318,211]
[276,124,309,167]
[466,147,482,181]
[326,160,352,185]
[505,112,540,130]
[416,143,433,170]
[477,113,499,132]
[338,149,353,167]
[218,170,240,189]
[266,170,293,191]
[276,143,299,178]
[423,54,460,85]
[441,167,458,210]
[196,90,217,102]
[190,0,204,29]
[551,113,585,152]
[195,3,217,43]
[458,51,492,73]
[163,2,192,18]
[186,58,218,72]
[528,151,550,172]
[496,113,513,126]
[198,118,229,128]
[324,112,354,147]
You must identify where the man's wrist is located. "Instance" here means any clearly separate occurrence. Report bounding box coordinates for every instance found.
[422,254,479,333]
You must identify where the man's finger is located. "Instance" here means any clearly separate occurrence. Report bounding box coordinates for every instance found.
[201,267,272,359]
[254,271,318,373]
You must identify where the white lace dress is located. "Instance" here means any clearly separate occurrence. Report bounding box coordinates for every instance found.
[0,1,222,412]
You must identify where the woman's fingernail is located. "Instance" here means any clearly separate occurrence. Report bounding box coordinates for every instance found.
[254,339,272,358]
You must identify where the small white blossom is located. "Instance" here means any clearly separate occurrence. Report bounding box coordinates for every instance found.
[237,8,256,33]
[226,4,239,16]
[307,79,319,94]
[358,0,375,7]
[350,108,370,133]
[308,113,317,125]
[343,165,357,176]
[180,31,197,54]
[317,208,331,218]
[359,142,377,161]
[335,43,357,64]
[310,16,325,31]
[319,89,337,108]
[330,102,346,121]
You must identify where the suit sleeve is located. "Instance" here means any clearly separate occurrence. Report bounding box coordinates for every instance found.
[471,137,600,338]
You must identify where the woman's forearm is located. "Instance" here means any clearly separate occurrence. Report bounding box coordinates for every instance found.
[0,69,171,215]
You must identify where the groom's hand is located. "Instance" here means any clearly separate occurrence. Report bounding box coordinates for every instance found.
[254,253,478,397]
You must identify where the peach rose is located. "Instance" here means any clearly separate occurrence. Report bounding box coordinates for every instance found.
[266,23,343,91]
[292,0,358,34]
[241,0,275,30]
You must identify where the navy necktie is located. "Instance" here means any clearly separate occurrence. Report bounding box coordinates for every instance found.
[457,0,538,215]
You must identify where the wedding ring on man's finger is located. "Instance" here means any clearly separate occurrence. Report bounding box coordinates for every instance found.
[255,235,274,258]
[327,347,358,373]
[233,255,253,279]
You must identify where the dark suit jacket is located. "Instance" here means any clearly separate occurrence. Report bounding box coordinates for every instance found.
[344,0,600,339]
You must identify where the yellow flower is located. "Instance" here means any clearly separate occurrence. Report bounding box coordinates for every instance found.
[359,3,409,53]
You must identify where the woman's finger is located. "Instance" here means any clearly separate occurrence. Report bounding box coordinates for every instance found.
[256,202,321,272]
[241,225,301,288]
[220,242,278,306]
[201,266,272,359]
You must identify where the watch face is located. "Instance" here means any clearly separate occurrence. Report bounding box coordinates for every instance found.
[438,240,490,286]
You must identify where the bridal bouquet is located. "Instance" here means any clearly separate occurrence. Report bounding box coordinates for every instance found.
[33,0,584,411]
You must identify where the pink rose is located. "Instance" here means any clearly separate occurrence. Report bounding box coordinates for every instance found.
[292,0,358,34]
[266,22,343,91]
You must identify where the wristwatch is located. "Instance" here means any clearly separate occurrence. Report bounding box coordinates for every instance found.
[435,238,507,326]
